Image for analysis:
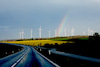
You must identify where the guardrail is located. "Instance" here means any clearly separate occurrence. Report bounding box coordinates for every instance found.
[35,46,100,66]
[33,47,60,67]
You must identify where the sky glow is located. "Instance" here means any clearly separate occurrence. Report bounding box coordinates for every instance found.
[0,0,100,40]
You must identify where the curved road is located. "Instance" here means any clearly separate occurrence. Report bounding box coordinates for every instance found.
[36,46,100,64]
[0,43,60,67]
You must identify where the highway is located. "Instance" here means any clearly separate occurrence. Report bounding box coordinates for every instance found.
[50,49,100,63]
[0,43,60,67]
[36,46,100,65]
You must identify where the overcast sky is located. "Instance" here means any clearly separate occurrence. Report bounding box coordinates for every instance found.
[0,0,100,40]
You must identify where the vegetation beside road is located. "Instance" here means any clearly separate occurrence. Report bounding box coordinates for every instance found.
[2,40,73,46]
[1,33,100,66]
[1,33,100,59]
[34,33,100,66]
[0,43,23,58]
[42,33,100,59]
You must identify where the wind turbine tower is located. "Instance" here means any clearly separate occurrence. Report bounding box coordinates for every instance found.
[91,30,94,35]
[22,29,24,39]
[88,28,90,35]
[39,26,42,38]
[65,29,67,36]
[19,32,22,39]
[71,27,75,36]
[48,31,51,38]
[83,31,86,35]
[88,28,94,35]
[31,29,33,38]
[55,30,56,37]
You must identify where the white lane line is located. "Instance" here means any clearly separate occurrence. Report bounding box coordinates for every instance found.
[11,63,17,67]
[34,48,60,67]
[11,51,28,67]
[16,59,21,63]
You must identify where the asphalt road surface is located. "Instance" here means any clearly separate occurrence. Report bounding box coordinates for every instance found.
[0,43,59,67]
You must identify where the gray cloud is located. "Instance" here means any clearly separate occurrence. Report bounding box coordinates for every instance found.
[0,26,9,29]
[0,0,100,40]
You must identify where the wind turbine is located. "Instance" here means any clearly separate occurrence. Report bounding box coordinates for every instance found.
[39,26,42,38]
[19,32,22,39]
[55,30,57,37]
[91,30,94,35]
[48,31,51,38]
[88,28,90,35]
[64,29,67,36]
[22,29,24,39]
[83,31,86,35]
[31,29,33,38]
[71,27,75,36]
[88,28,94,35]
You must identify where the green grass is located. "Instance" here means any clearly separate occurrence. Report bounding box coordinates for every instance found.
[50,37,89,41]
[78,38,89,40]
[50,38,70,41]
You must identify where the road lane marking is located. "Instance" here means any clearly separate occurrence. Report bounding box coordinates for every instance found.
[34,48,60,67]
[11,50,28,67]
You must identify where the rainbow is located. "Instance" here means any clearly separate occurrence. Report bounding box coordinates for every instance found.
[56,12,68,36]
